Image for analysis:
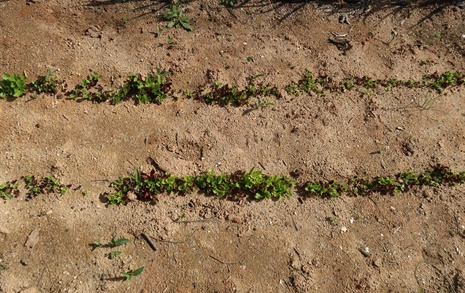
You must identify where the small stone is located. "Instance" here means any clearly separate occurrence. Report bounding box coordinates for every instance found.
[20,259,29,266]
[25,228,40,249]
[373,258,382,268]
[340,226,348,232]
[290,256,300,270]
[0,226,10,234]
[358,247,370,257]
[422,189,433,198]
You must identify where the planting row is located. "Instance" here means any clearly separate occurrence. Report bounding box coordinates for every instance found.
[1,70,464,106]
[1,164,464,204]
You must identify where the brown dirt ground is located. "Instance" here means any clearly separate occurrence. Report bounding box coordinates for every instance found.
[1,0,465,292]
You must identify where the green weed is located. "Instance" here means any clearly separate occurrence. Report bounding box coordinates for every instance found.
[112,70,172,105]
[22,175,70,201]
[0,180,19,200]
[94,238,130,248]
[122,266,144,280]
[0,73,27,98]
[163,2,192,31]
[29,69,59,95]
[109,251,122,259]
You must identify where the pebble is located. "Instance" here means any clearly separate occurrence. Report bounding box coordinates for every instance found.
[0,226,10,234]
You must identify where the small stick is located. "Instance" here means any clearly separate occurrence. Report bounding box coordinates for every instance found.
[141,233,157,252]
[210,255,238,265]
[291,215,299,231]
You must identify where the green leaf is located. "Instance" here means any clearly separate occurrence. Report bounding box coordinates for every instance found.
[131,266,144,277]
[109,251,122,259]
[181,21,192,31]
[167,21,175,28]
[109,238,130,247]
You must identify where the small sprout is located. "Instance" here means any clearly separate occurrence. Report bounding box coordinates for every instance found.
[0,180,20,200]
[94,238,130,248]
[174,213,186,222]
[326,216,338,225]
[109,251,122,259]
[108,238,130,248]
[163,3,192,31]
[122,266,144,281]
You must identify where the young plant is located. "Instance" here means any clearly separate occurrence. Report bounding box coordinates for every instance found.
[122,266,144,281]
[22,175,71,201]
[326,216,338,225]
[0,180,19,200]
[67,72,111,102]
[112,70,172,105]
[109,251,122,259]
[94,238,130,248]
[0,73,27,98]
[304,181,346,198]
[163,3,192,31]
[29,68,59,95]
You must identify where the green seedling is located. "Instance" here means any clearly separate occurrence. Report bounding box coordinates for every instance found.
[109,251,122,259]
[108,238,130,247]
[94,238,130,248]
[155,25,162,38]
[174,213,186,222]
[122,266,144,281]
[0,180,19,200]
[326,216,338,225]
[304,181,346,198]
[112,70,172,105]
[0,73,27,98]
[163,2,192,31]
[0,263,7,270]
[247,56,254,62]
[256,98,274,108]
[122,18,129,24]
[29,68,59,95]
[67,72,109,102]
[23,175,70,201]
[166,35,177,47]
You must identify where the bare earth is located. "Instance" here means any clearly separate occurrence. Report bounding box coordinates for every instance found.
[1,0,465,292]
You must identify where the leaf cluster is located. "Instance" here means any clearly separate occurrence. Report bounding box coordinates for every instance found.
[22,175,71,201]
[0,180,19,200]
[28,69,60,95]
[195,82,281,106]
[286,70,465,96]
[0,73,27,98]
[105,168,295,205]
[304,164,465,198]
[163,3,192,31]
[66,71,172,105]
[112,71,172,105]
